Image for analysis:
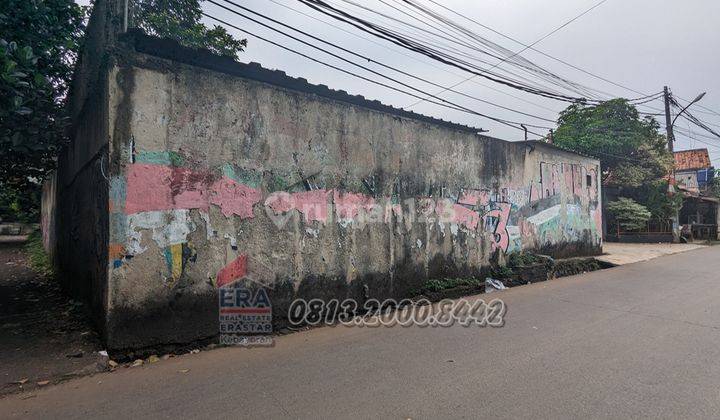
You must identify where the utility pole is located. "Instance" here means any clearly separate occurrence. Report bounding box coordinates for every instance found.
[664,86,674,152]
[664,86,680,243]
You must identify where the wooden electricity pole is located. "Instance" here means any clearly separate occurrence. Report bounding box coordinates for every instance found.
[664,86,675,152]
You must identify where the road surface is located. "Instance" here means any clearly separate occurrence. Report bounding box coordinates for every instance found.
[2,246,720,419]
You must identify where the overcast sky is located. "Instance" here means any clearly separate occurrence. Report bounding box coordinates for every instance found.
[78,0,720,163]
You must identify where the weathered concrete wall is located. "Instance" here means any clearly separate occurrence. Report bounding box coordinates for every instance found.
[52,1,116,331]
[98,38,601,349]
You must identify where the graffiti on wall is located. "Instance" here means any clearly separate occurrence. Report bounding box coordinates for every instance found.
[108,151,601,286]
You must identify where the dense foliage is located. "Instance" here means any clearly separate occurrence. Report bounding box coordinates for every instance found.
[0,1,86,183]
[554,99,674,187]
[711,171,720,198]
[0,0,246,222]
[134,0,247,58]
[0,0,87,221]
[606,197,652,231]
[554,99,681,221]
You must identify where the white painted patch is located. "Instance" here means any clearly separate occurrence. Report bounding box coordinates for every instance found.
[526,204,582,226]
[506,188,530,207]
[223,233,237,248]
[526,205,562,226]
[438,222,446,237]
[506,225,521,237]
[566,204,582,215]
[305,227,319,238]
[338,219,353,229]
[127,209,195,255]
[200,211,213,240]
[449,223,459,236]
[416,239,423,249]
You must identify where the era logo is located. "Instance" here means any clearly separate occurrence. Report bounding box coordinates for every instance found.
[219,287,271,309]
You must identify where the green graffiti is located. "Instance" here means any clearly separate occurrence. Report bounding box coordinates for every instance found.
[221,164,262,188]
[136,151,185,166]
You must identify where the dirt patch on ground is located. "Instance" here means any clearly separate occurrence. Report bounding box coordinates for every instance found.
[0,239,107,397]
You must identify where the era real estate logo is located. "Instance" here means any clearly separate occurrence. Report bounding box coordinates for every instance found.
[218,283,273,347]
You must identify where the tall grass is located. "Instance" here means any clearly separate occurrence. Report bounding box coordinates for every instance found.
[24,231,54,278]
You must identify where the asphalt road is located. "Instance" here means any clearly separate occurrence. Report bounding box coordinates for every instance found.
[2,246,720,419]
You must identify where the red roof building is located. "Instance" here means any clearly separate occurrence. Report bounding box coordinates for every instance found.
[674,149,712,171]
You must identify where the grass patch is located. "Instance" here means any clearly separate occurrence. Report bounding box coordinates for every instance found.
[25,231,54,279]
[507,252,550,267]
[489,252,552,280]
[490,265,514,279]
[419,277,482,293]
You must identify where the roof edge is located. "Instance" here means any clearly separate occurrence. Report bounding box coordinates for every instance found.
[119,30,490,136]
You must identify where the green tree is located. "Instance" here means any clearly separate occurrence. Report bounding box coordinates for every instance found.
[0,0,87,185]
[710,171,720,198]
[133,0,247,59]
[0,0,87,221]
[554,99,680,221]
[554,99,673,187]
[0,0,247,222]
[607,197,652,231]
[634,179,683,220]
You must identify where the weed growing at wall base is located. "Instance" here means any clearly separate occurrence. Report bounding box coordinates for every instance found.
[25,231,54,279]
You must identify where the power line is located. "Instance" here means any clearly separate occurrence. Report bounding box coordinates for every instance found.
[420,0,672,108]
[381,0,605,100]
[268,0,563,117]
[416,0,676,120]
[202,11,547,135]
[670,97,720,139]
[674,94,720,119]
[211,0,556,124]
[671,95,720,129]
[297,0,601,103]
[404,0,610,108]
[398,0,610,100]
[327,0,595,100]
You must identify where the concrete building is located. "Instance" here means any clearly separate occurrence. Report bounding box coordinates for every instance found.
[43,2,602,349]
[674,149,719,240]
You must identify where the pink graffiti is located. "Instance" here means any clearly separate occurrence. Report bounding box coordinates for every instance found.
[383,203,403,223]
[265,190,331,223]
[458,190,479,206]
[573,165,583,196]
[216,254,248,288]
[125,164,211,214]
[334,191,375,220]
[483,203,511,252]
[592,208,602,232]
[563,163,574,194]
[537,162,599,201]
[124,164,261,218]
[451,204,480,230]
[209,176,262,218]
[530,183,541,203]
[587,168,598,201]
[457,189,491,207]
[265,192,294,214]
[294,190,331,223]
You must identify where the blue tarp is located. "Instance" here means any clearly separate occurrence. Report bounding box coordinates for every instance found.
[697,168,716,187]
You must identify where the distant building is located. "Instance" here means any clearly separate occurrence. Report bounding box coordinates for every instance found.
[673,149,718,240]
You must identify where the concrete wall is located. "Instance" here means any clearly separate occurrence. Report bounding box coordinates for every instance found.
[96,38,601,349]
[50,0,116,333]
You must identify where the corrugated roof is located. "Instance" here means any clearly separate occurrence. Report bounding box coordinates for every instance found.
[674,149,712,171]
